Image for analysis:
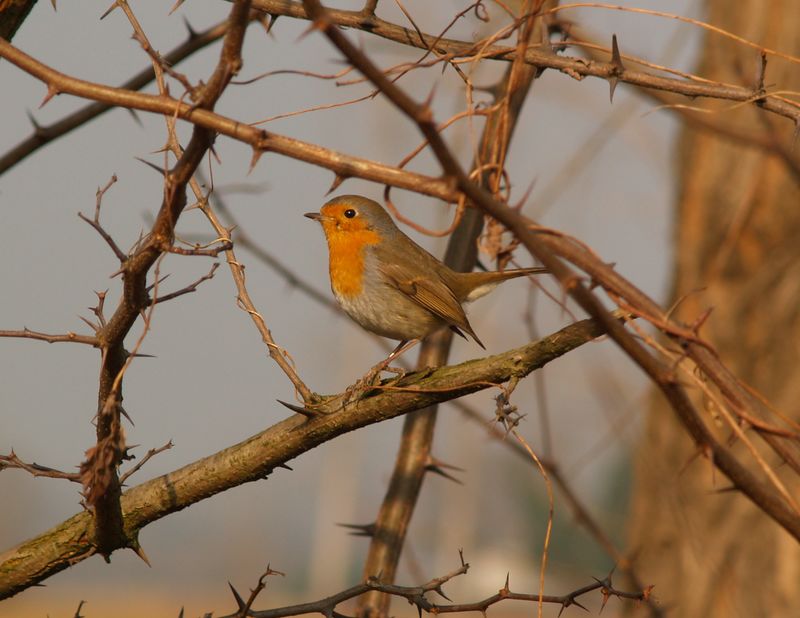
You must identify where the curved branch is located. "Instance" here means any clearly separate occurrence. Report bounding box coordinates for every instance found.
[0,18,238,176]
[0,36,456,200]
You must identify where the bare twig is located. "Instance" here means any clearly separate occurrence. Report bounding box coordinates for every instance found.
[119,440,174,485]
[77,0,254,559]
[0,328,98,346]
[0,451,81,482]
[0,18,245,176]
[215,557,651,618]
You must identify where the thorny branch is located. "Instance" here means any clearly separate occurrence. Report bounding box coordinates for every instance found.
[250,0,800,123]
[0,17,254,175]
[0,451,81,482]
[77,0,253,560]
[300,0,800,543]
[0,328,98,346]
[209,180,661,616]
[0,315,609,599]
[216,555,651,618]
[453,397,663,616]
[2,0,800,184]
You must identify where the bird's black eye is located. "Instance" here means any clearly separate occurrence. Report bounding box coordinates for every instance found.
[344,208,357,219]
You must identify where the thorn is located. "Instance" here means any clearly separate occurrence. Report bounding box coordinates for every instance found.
[177,608,184,618]
[420,83,438,118]
[608,34,625,103]
[50,0,57,10]
[26,110,42,132]
[210,143,222,165]
[266,14,280,34]
[146,273,171,293]
[337,522,376,537]
[297,19,325,42]
[228,582,246,610]
[503,572,510,593]
[755,50,767,95]
[326,173,349,195]
[127,108,143,127]
[134,157,167,177]
[424,456,464,484]
[599,590,610,614]
[39,85,60,108]
[100,0,120,20]
[573,599,589,612]
[131,542,151,567]
[276,462,293,471]
[434,585,452,602]
[512,178,537,211]
[276,399,322,418]
[73,600,86,618]
[249,148,264,175]
[169,0,187,15]
[182,16,198,39]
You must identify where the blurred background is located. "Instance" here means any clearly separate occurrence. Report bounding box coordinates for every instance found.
[1,1,699,616]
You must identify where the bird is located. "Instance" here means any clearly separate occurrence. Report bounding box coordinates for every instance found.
[305,195,546,378]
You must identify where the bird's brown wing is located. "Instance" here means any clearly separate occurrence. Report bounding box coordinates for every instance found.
[379,262,483,347]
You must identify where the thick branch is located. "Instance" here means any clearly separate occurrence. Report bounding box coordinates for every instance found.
[0,316,606,599]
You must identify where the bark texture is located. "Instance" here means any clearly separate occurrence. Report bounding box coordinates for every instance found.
[627,2,800,616]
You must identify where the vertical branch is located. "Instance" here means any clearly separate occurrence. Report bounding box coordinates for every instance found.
[355,4,554,617]
[86,0,253,558]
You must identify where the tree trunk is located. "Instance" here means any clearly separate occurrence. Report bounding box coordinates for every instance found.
[626,2,800,616]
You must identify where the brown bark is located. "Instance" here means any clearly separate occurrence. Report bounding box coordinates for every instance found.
[627,2,800,616]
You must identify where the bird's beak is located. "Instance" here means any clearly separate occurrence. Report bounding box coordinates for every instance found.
[304,212,322,221]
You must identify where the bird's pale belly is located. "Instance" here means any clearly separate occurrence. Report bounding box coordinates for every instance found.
[333,282,442,341]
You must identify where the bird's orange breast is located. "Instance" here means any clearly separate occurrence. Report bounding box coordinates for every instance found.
[324,226,381,298]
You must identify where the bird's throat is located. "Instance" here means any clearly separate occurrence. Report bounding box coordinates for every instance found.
[326,229,380,298]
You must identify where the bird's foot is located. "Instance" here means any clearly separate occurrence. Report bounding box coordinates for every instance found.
[383,365,407,377]
[342,364,385,406]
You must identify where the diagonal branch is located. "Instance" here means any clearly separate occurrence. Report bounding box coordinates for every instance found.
[0,17,247,176]
[300,0,800,543]
[0,36,456,200]
[0,315,608,599]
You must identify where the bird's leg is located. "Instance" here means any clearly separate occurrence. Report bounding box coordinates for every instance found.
[344,339,419,403]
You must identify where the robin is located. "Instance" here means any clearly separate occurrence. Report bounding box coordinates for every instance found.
[305,195,545,374]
